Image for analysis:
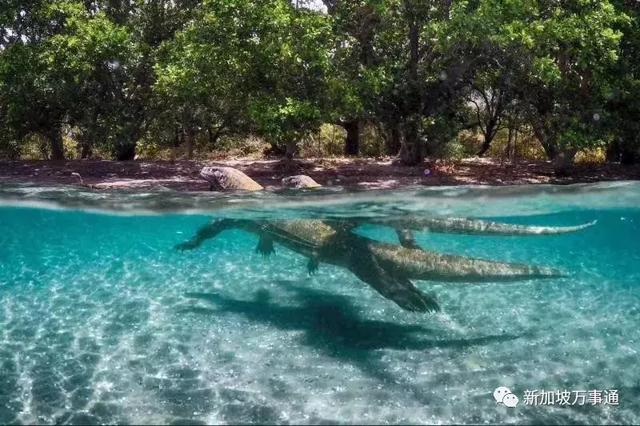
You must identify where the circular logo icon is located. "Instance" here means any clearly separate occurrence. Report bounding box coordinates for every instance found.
[494,387,519,408]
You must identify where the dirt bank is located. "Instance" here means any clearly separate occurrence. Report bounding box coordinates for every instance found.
[0,158,638,191]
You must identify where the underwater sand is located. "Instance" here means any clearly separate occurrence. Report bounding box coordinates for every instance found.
[0,182,639,424]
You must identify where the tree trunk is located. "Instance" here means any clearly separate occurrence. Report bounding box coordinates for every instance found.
[533,124,577,174]
[343,120,360,156]
[531,122,558,160]
[504,127,514,162]
[620,147,640,165]
[552,148,577,176]
[505,127,517,163]
[477,119,499,157]
[541,141,557,161]
[399,119,423,166]
[79,132,93,159]
[47,128,65,161]
[618,135,640,165]
[115,142,136,161]
[477,136,493,157]
[80,142,93,159]
[184,128,194,159]
[285,141,296,160]
[398,8,424,166]
[606,139,621,163]
[385,122,402,155]
[606,139,639,164]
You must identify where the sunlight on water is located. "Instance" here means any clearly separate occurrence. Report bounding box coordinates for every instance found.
[0,183,639,424]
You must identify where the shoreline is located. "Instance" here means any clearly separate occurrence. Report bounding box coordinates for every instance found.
[1,158,639,191]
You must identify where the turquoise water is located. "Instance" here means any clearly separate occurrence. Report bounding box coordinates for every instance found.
[1,182,639,424]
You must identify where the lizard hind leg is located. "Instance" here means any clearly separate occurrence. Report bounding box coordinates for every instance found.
[307,253,320,275]
[255,233,275,257]
[348,250,440,313]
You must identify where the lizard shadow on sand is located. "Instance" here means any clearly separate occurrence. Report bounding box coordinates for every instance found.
[179,282,526,406]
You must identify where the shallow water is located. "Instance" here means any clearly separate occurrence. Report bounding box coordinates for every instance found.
[1,182,639,424]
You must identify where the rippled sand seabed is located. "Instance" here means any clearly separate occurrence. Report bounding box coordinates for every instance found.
[1,184,639,424]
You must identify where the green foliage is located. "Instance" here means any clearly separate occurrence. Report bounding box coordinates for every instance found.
[153,0,332,157]
[605,1,640,163]
[0,0,638,167]
[452,0,628,169]
[299,124,345,157]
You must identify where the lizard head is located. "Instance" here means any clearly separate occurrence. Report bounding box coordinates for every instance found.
[200,166,263,191]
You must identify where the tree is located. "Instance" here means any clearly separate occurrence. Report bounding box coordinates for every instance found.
[322,1,385,156]
[249,5,332,159]
[459,0,626,173]
[112,0,203,159]
[157,0,332,160]
[607,0,640,164]
[0,1,141,160]
[153,1,253,158]
[45,2,136,159]
[466,51,521,157]
[518,0,622,172]
[360,0,490,165]
[0,1,72,159]
[0,0,635,168]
